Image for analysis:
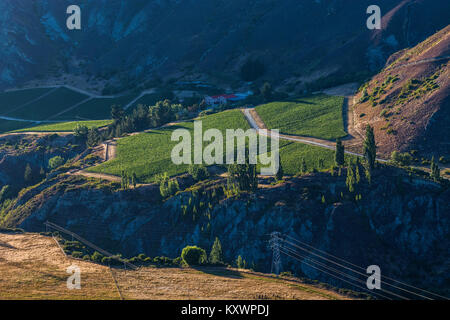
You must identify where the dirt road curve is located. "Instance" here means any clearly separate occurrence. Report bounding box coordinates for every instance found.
[242,108,389,163]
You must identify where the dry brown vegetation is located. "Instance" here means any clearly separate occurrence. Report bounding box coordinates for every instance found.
[0,232,118,299]
[353,25,450,157]
[0,232,349,300]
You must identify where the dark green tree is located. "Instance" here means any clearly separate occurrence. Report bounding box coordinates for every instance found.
[430,156,440,181]
[209,237,224,265]
[276,153,283,181]
[24,164,33,183]
[363,125,376,170]
[39,166,45,178]
[261,82,273,102]
[346,164,355,193]
[111,105,125,122]
[73,124,89,139]
[86,128,102,147]
[300,158,307,174]
[335,138,345,166]
[236,255,244,269]
[132,173,137,188]
[227,154,258,192]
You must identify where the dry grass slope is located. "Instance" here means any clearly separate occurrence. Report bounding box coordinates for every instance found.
[0,232,350,300]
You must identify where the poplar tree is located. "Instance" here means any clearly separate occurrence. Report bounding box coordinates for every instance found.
[335,138,345,166]
[209,237,224,265]
[300,158,307,174]
[276,153,284,181]
[363,125,376,170]
[24,164,33,183]
[430,156,440,181]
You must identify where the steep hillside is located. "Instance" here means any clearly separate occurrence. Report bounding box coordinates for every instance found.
[1,0,449,92]
[0,232,349,300]
[353,25,450,157]
[1,165,448,297]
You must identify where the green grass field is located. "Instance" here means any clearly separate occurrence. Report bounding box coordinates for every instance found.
[7,87,88,121]
[89,109,345,182]
[89,109,251,182]
[56,95,136,120]
[278,141,335,175]
[11,120,113,132]
[255,94,347,140]
[0,119,35,133]
[0,88,53,115]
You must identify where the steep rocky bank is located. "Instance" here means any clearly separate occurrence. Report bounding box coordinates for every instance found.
[2,166,448,296]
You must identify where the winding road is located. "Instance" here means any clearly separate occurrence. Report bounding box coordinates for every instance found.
[242,108,389,163]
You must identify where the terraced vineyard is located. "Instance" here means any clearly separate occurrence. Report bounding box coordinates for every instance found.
[11,120,113,132]
[88,109,251,182]
[89,108,347,182]
[56,94,136,120]
[7,87,88,121]
[0,87,134,132]
[255,94,346,140]
[0,119,35,133]
[0,88,53,115]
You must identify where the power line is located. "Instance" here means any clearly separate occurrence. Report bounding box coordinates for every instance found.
[269,232,282,275]
[280,245,408,300]
[284,234,448,300]
[282,238,431,300]
[278,248,392,300]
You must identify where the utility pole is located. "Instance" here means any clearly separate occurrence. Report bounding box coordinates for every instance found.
[269,232,282,275]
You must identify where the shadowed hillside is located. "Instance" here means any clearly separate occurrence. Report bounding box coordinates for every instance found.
[1,0,449,92]
[353,25,450,157]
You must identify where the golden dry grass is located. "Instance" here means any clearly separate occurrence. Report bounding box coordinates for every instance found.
[0,233,350,300]
[113,267,349,300]
[0,233,119,299]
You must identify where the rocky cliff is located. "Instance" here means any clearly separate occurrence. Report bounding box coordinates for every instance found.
[2,166,448,296]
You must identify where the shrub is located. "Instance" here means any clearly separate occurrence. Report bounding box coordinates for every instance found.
[280,271,293,277]
[91,251,104,263]
[188,165,209,181]
[73,124,88,139]
[157,173,180,198]
[71,251,83,259]
[101,257,112,264]
[181,246,207,266]
[48,156,65,170]
[87,128,102,147]
[0,185,12,203]
[390,151,412,166]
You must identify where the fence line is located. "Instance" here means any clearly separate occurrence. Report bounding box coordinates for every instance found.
[44,221,137,270]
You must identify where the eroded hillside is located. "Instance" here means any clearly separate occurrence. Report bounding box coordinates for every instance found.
[353,25,450,157]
